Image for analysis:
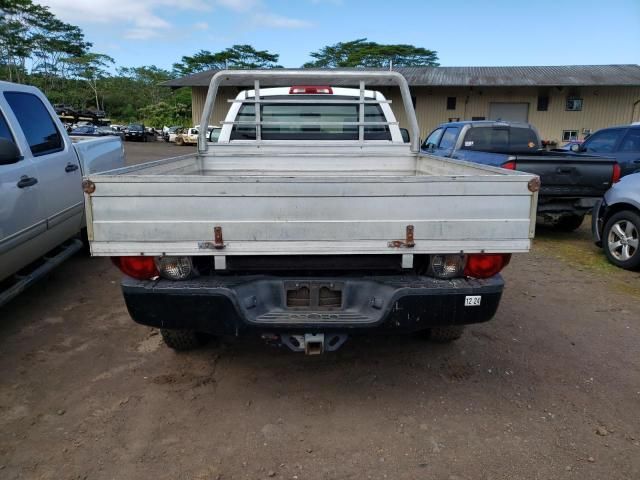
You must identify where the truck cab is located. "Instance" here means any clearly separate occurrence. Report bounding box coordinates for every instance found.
[0,81,124,305]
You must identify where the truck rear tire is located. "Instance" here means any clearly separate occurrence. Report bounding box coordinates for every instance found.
[175,137,184,146]
[160,329,208,351]
[554,214,584,232]
[428,325,466,343]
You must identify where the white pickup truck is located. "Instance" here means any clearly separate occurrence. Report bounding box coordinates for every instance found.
[83,70,539,354]
[0,81,125,306]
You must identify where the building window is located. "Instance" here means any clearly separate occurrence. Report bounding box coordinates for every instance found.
[471,116,485,121]
[537,96,549,111]
[562,130,579,141]
[566,97,583,111]
[446,97,456,110]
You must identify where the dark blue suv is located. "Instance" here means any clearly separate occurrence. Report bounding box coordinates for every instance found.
[572,124,640,178]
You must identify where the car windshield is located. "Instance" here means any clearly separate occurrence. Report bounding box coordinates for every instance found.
[128,124,143,131]
[230,95,391,141]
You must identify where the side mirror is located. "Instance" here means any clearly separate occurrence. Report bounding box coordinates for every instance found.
[570,143,584,153]
[0,138,22,165]
[209,129,221,143]
[399,128,410,143]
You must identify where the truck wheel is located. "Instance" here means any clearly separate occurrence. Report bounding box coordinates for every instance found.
[428,326,466,343]
[603,210,640,270]
[160,329,208,351]
[554,214,584,232]
[176,137,184,146]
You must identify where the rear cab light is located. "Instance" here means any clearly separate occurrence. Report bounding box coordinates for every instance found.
[289,86,333,94]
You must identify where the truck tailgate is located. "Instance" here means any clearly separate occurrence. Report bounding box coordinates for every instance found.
[512,154,615,197]
[84,153,538,257]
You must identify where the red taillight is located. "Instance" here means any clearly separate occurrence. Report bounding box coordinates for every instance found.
[289,85,333,94]
[111,256,159,280]
[501,160,516,170]
[464,253,511,279]
[611,163,621,184]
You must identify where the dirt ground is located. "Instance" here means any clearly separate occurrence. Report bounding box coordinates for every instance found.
[1,142,639,480]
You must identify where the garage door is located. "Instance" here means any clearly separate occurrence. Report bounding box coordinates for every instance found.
[489,103,529,123]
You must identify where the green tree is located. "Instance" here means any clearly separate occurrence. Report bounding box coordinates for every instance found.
[0,0,90,85]
[173,45,280,75]
[303,38,439,68]
[65,53,114,109]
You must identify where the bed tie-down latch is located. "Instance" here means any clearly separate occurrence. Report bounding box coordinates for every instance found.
[198,226,226,250]
[388,225,415,248]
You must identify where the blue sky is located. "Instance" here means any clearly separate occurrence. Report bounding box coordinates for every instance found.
[40,0,640,71]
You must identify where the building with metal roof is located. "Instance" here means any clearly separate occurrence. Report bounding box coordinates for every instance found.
[165,65,640,144]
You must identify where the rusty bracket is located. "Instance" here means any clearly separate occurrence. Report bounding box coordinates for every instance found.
[198,225,226,250]
[387,225,415,248]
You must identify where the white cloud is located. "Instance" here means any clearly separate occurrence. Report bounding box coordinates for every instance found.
[252,13,312,29]
[38,0,209,40]
[193,21,209,30]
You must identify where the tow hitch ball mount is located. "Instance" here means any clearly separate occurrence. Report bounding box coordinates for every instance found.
[262,333,348,354]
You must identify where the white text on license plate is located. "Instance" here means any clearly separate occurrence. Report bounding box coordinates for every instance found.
[464,295,481,307]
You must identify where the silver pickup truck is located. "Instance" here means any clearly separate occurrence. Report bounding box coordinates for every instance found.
[83,70,539,354]
[0,81,125,306]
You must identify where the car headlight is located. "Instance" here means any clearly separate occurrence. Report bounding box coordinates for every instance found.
[155,256,193,280]
[428,254,466,279]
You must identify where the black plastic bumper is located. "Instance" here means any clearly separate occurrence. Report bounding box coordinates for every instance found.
[122,274,505,336]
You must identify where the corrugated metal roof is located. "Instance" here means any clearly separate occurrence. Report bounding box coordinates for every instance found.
[163,64,640,88]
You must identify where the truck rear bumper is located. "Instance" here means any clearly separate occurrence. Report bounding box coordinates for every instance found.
[121,274,504,335]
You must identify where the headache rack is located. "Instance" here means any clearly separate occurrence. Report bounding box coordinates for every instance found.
[197,69,421,152]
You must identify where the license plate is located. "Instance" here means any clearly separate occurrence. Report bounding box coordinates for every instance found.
[464,295,481,307]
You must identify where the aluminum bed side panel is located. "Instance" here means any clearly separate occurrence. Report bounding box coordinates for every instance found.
[87,177,535,256]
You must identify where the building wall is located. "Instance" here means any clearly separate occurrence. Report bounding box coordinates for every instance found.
[192,85,640,144]
[191,86,238,126]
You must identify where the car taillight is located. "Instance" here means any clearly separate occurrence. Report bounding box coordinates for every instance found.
[289,86,333,94]
[111,256,159,280]
[501,160,517,170]
[611,163,621,184]
[464,253,511,279]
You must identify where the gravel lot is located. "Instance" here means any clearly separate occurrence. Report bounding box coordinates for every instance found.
[1,141,639,480]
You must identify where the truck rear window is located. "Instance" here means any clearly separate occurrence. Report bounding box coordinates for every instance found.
[230,95,391,141]
[461,126,539,153]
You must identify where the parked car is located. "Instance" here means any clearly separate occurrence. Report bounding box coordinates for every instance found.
[82,70,538,353]
[124,123,147,142]
[556,140,583,151]
[0,81,125,306]
[97,126,125,140]
[53,103,77,116]
[421,121,619,231]
[163,126,183,142]
[570,124,640,178]
[71,125,125,140]
[592,172,640,269]
[175,125,216,146]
